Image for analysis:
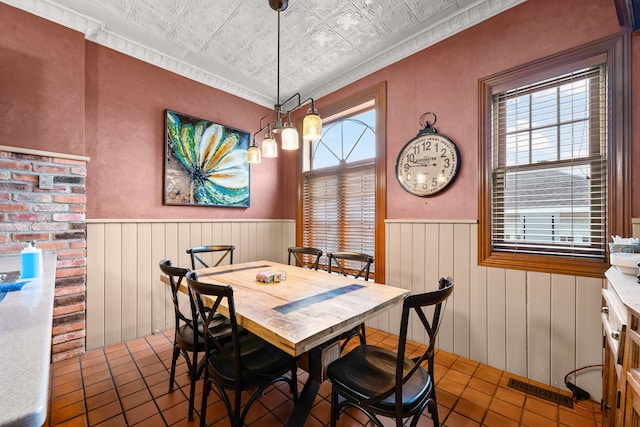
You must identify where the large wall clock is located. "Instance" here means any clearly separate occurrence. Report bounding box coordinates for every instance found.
[395,113,460,196]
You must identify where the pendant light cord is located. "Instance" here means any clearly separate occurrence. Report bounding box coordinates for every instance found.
[276,8,281,108]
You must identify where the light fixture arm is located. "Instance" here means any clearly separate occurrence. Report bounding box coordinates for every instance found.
[255,93,316,137]
[249,0,322,164]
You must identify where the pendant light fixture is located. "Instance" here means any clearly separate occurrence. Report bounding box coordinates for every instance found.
[247,0,322,164]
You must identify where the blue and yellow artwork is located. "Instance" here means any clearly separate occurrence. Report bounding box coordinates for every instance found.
[164,110,250,207]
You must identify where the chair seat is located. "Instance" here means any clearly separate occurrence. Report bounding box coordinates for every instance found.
[208,333,295,389]
[328,345,432,413]
[176,314,232,352]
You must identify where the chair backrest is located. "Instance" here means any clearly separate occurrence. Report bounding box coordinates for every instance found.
[288,247,323,270]
[159,259,193,330]
[327,251,373,281]
[393,278,454,402]
[186,245,235,270]
[186,271,243,379]
[352,277,452,416]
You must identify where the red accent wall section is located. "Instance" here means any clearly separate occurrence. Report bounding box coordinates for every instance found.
[84,43,283,219]
[289,0,630,220]
[0,3,85,157]
[1,0,638,222]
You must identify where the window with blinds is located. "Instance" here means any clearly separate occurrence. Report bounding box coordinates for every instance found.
[490,65,607,259]
[302,108,376,272]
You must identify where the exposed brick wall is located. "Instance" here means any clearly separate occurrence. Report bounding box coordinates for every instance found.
[0,148,87,362]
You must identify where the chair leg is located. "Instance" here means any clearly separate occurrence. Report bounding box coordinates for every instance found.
[199,378,210,427]
[169,344,180,392]
[290,362,298,403]
[330,386,339,427]
[428,398,439,427]
[427,359,439,426]
[359,323,366,345]
[187,349,198,419]
[233,387,243,427]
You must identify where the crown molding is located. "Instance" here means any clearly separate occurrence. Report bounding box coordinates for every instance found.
[3,0,274,107]
[4,0,525,107]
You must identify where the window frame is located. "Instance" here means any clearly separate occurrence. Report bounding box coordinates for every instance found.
[295,82,387,283]
[478,33,631,278]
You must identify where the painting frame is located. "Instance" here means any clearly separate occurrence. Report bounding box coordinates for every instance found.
[163,109,250,208]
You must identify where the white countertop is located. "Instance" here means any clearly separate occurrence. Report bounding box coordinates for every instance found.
[0,254,57,427]
[605,266,640,315]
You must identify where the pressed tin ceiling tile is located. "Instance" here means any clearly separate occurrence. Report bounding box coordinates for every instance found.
[6,0,526,106]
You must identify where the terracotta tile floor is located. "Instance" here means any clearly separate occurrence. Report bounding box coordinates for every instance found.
[46,328,603,427]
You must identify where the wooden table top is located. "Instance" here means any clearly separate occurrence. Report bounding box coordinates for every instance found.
[188,260,409,357]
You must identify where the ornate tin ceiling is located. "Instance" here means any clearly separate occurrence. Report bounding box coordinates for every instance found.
[4,0,525,107]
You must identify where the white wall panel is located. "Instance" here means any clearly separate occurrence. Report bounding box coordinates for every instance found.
[136,223,153,337]
[575,275,605,401]
[104,223,122,345]
[437,223,454,353]
[409,223,427,344]
[121,223,138,342]
[151,223,168,333]
[86,218,604,396]
[469,223,488,364]
[550,274,576,389]
[86,223,105,350]
[453,224,471,358]
[505,269,527,376]
[86,220,295,350]
[487,267,507,369]
[527,271,551,384]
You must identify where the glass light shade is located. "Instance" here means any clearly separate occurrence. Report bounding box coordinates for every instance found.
[281,125,299,150]
[303,110,322,141]
[262,135,278,158]
[247,144,261,164]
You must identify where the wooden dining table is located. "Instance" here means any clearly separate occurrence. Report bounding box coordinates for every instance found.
[186,260,409,426]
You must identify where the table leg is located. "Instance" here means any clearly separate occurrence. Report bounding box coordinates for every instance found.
[287,339,339,426]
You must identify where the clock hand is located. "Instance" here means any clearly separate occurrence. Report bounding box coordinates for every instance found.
[407,161,438,167]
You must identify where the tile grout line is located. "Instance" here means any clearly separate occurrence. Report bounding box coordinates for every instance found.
[48,328,602,427]
[95,346,128,426]
[135,333,174,427]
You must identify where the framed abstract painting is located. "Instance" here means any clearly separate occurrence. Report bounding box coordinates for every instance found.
[164,109,250,207]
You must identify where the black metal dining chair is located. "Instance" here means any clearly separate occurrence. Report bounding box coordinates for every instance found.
[327,251,374,351]
[158,259,232,420]
[327,277,454,427]
[288,246,323,270]
[186,271,298,427]
[186,245,235,270]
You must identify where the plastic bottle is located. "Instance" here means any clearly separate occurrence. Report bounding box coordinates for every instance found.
[20,241,42,279]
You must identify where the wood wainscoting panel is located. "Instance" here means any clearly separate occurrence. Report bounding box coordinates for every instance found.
[382,219,604,400]
[87,218,603,399]
[505,268,527,377]
[527,271,552,384]
[86,220,295,351]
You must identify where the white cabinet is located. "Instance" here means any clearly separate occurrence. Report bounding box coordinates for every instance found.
[603,268,640,427]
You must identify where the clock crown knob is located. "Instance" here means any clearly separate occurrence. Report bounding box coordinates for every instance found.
[418,112,437,136]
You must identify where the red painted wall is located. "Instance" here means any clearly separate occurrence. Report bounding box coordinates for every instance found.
[84,43,283,219]
[1,0,638,222]
[0,3,85,156]
[285,0,635,220]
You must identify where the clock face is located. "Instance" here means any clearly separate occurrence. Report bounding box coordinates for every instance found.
[395,132,460,196]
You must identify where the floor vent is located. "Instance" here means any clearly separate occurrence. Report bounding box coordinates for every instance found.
[507,378,574,408]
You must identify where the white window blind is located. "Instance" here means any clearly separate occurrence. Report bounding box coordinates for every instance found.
[302,161,375,272]
[491,65,607,259]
